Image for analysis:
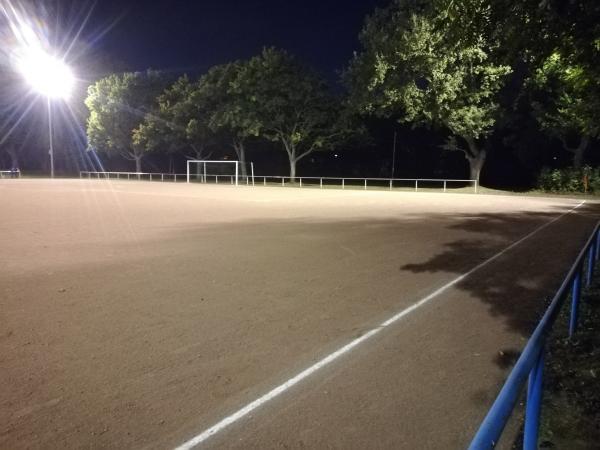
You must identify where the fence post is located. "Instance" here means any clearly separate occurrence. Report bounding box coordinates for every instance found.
[342,179,345,189]
[300,178,302,187]
[389,180,393,191]
[569,268,582,337]
[523,348,544,450]
[282,178,285,186]
[320,178,323,189]
[264,176,266,186]
[415,180,418,192]
[444,180,447,192]
[364,179,367,190]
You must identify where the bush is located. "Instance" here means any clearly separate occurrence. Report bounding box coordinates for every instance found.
[537,166,600,193]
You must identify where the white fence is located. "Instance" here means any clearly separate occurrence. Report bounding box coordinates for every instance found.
[79,171,478,193]
[0,169,21,178]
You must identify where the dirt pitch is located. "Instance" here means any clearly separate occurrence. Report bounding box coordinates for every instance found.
[1,179,599,450]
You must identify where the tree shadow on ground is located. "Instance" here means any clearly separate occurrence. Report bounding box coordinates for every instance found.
[400,203,600,369]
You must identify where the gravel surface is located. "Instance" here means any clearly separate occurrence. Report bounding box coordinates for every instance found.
[1,179,598,449]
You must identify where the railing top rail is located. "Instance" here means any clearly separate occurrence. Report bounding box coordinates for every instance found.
[470,220,599,449]
[259,175,476,182]
[80,171,187,176]
[80,171,477,183]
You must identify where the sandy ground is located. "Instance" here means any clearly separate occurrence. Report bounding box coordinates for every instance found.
[1,179,598,450]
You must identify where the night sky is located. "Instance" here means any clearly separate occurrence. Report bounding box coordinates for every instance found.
[75,0,389,81]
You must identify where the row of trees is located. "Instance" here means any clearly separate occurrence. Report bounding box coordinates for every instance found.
[86,49,354,179]
[85,0,599,183]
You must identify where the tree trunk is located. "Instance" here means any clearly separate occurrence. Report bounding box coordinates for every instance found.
[232,141,247,176]
[468,152,486,183]
[571,135,590,169]
[464,137,486,184]
[6,146,19,169]
[134,156,142,173]
[289,158,297,182]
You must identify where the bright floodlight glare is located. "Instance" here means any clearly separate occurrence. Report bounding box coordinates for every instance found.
[17,48,74,99]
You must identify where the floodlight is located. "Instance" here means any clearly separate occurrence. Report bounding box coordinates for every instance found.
[17,48,74,99]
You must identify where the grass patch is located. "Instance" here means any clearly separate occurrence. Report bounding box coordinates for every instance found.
[511,278,600,449]
[537,279,600,449]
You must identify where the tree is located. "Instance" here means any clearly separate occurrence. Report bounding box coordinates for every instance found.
[191,62,256,176]
[232,48,349,181]
[133,75,215,169]
[85,70,168,172]
[489,0,600,169]
[530,53,599,168]
[346,0,512,182]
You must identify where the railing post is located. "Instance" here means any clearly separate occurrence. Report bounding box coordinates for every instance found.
[264,176,266,186]
[415,180,418,192]
[444,180,447,192]
[569,267,582,337]
[587,244,595,287]
[523,348,544,450]
[320,178,323,189]
[342,179,345,189]
[282,177,285,186]
[300,178,302,187]
[389,179,393,191]
[364,179,367,190]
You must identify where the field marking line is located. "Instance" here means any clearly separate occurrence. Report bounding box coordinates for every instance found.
[174,201,585,450]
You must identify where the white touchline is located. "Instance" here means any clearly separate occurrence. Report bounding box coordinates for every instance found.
[175,200,586,450]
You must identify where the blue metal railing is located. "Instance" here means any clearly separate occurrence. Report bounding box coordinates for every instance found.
[469,221,600,449]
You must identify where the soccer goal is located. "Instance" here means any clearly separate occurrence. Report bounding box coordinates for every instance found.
[186,160,254,186]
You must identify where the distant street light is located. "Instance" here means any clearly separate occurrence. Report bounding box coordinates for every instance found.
[16,47,74,178]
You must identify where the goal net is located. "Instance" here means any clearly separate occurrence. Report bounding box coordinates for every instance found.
[186,160,254,186]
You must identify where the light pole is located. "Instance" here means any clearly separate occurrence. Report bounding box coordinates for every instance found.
[16,47,74,178]
[47,98,54,177]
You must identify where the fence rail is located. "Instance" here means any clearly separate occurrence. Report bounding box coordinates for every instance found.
[0,169,21,178]
[79,171,478,193]
[470,220,600,449]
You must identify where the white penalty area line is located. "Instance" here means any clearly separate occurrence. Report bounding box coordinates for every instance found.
[175,200,586,450]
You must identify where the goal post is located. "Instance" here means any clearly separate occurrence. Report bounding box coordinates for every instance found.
[186,160,254,186]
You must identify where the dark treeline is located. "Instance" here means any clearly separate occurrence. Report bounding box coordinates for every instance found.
[2,0,599,188]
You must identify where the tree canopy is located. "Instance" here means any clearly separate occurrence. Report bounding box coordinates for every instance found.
[346,0,512,181]
[232,48,352,180]
[85,70,169,172]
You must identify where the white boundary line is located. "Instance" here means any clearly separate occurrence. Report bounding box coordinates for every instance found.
[175,201,586,449]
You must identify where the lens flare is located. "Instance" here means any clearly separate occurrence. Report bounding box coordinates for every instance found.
[16,47,75,99]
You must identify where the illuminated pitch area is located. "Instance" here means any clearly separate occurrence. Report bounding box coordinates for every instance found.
[1,179,597,449]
